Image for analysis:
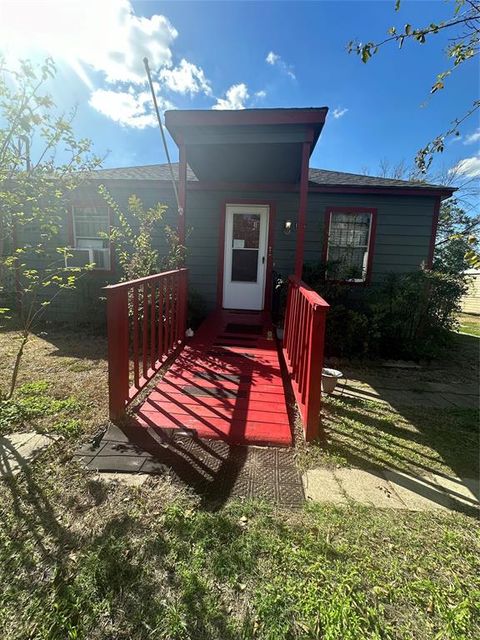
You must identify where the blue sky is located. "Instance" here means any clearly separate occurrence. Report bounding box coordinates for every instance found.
[1,0,479,181]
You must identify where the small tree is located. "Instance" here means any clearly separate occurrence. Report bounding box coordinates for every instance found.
[0,58,101,399]
[348,0,480,172]
[99,186,186,282]
[360,160,480,270]
[435,199,480,272]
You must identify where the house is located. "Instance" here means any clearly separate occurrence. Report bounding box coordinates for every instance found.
[58,107,454,322]
[461,269,480,315]
[13,108,456,444]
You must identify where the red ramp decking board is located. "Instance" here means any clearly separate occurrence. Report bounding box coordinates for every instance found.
[136,311,293,446]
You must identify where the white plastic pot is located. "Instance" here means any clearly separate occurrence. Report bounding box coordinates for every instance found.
[321,368,343,394]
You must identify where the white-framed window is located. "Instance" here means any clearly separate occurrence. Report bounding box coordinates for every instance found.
[68,205,111,270]
[325,208,375,283]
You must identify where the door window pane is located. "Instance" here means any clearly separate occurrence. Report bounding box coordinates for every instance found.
[232,213,260,249]
[232,249,258,282]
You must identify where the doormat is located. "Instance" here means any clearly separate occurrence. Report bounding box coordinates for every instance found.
[225,323,263,335]
[72,423,304,508]
[178,385,246,399]
[206,350,257,359]
[214,341,259,348]
[193,371,251,384]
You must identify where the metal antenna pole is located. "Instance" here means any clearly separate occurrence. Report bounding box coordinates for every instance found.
[143,56,180,211]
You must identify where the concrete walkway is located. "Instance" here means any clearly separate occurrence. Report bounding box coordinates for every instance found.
[0,432,59,478]
[303,467,479,513]
[331,377,478,409]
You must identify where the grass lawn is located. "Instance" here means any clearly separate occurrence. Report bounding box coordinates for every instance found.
[0,329,108,438]
[1,328,479,640]
[299,397,479,480]
[457,313,480,337]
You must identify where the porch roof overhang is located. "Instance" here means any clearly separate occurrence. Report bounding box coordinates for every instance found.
[165,108,328,184]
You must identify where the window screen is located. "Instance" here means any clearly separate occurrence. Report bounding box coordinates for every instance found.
[73,206,109,245]
[326,211,372,282]
[72,206,110,270]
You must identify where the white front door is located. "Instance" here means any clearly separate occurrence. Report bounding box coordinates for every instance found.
[223,204,269,310]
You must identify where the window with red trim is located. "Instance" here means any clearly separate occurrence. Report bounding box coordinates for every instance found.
[324,208,375,283]
[68,205,111,271]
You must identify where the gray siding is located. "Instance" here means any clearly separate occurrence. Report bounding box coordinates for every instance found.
[181,189,435,306]
[304,193,434,281]
[10,180,437,322]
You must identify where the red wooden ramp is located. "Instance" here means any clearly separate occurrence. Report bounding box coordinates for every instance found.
[136,311,293,446]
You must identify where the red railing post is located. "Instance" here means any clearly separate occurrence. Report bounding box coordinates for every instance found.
[106,286,129,420]
[283,277,293,348]
[105,268,189,414]
[172,272,179,346]
[282,276,329,442]
[180,268,188,338]
[304,304,327,441]
[157,278,164,362]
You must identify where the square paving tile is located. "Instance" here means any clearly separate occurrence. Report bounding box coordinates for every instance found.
[431,473,479,511]
[252,465,277,484]
[382,469,450,511]
[278,482,305,507]
[74,425,304,507]
[1,432,59,478]
[75,441,107,457]
[251,482,276,501]
[303,469,347,504]
[100,441,150,457]
[88,455,146,473]
[336,468,405,509]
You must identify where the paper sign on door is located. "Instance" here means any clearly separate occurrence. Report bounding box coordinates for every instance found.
[233,239,245,248]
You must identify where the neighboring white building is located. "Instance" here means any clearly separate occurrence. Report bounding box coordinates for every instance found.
[461,269,480,315]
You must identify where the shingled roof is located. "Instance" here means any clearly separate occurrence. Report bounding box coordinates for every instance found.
[90,163,452,193]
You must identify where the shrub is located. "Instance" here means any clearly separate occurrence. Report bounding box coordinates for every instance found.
[299,262,466,360]
[369,270,466,359]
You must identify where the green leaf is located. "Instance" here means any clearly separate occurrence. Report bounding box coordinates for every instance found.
[361,46,371,63]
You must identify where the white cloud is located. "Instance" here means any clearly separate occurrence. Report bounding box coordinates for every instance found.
[266,51,280,65]
[449,155,480,178]
[159,59,211,95]
[464,129,480,145]
[332,107,348,119]
[255,90,267,99]
[213,83,249,110]
[0,0,178,86]
[265,50,295,80]
[89,88,173,129]
[0,0,213,128]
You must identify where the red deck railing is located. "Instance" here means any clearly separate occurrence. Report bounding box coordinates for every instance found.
[283,275,329,441]
[105,268,188,419]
